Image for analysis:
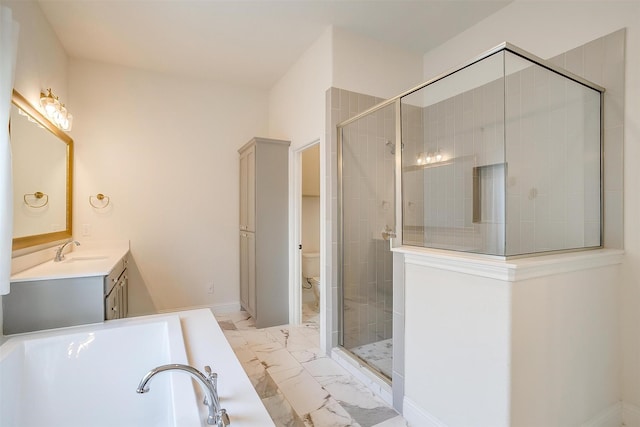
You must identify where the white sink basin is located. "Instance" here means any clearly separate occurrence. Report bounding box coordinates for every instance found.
[63,255,109,262]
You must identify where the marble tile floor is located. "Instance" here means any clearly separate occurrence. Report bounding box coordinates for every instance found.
[350,339,393,379]
[215,310,407,427]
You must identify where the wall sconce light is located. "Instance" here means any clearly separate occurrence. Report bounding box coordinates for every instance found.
[40,88,73,131]
[416,150,446,166]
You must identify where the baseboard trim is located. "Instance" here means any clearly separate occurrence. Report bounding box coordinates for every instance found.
[403,396,448,427]
[581,402,622,427]
[624,402,640,427]
[156,302,242,315]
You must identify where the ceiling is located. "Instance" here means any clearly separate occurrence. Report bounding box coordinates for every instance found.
[38,0,512,90]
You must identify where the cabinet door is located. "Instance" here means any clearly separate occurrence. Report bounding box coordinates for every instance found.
[239,232,249,311]
[122,274,128,318]
[240,232,256,317]
[247,231,256,316]
[106,287,119,320]
[240,231,256,316]
[239,145,256,232]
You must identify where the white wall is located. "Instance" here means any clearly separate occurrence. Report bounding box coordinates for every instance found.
[332,27,424,100]
[268,26,332,150]
[414,0,640,424]
[7,0,68,106]
[70,59,269,315]
[511,266,621,427]
[402,251,622,427]
[301,196,320,254]
[404,262,511,427]
[3,0,69,338]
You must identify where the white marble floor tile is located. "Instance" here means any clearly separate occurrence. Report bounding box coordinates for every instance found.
[242,329,278,348]
[254,345,303,374]
[297,322,321,338]
[222,330,248,348]
[270,366,330,416]
[229,342,256,364]
[234,315,256,330]
[239,354,268,386]
[262,391,305,427]
[304,397,361,427]
[217,310,408,427]
[302,357,351,383]
[266,326,318,353]
[320,376,386,410]
[370,415,408,427]
[290,347,325,364]
[340,402,398,427]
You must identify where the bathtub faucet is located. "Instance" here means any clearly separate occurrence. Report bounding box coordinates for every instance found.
[54,240,80,262]
[136,364,230,426]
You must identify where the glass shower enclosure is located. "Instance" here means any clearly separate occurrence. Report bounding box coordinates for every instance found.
[336,42,604,381]
[402,44,603,256]
[338,103,396,379]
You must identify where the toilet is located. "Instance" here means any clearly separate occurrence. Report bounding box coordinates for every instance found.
[301,252,320,308]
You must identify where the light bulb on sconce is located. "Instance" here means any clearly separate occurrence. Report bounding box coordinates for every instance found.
[416,150,447,166]
[40,89,59,116]
[39,88,73,131]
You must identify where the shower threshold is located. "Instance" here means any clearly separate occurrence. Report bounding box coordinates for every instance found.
[350,339,393,379]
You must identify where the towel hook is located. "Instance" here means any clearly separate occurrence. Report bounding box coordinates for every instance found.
[24,191,48,208]
[89,193,110,209]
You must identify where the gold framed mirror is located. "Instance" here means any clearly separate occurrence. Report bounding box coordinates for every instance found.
[10,89,73,251]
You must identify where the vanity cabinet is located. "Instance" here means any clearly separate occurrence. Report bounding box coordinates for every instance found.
[104,256,128,320]
[3,253,129,335]
[238,137,290,328]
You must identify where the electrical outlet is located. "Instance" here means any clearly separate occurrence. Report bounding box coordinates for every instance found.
[207,283,214,294]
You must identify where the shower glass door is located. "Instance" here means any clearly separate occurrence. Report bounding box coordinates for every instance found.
[338,102,396,380]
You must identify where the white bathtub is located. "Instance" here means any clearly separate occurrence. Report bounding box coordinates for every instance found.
[0,315,201,427]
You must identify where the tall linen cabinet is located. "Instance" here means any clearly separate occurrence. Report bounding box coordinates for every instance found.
[238,137,290,328]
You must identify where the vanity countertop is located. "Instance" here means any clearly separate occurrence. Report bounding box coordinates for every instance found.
[11,241,130,283]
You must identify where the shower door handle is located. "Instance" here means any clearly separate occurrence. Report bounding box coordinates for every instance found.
[381,226,396,241]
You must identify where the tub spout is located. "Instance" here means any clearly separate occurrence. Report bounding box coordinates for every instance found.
[136,364,229,426]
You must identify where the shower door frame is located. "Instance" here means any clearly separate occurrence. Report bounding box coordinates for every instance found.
[336,97,403,375]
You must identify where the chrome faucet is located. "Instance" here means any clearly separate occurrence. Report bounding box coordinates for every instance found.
[54,240,80,262]
[136,364,230,426]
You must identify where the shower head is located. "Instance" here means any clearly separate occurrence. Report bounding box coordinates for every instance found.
[386,141,395,155]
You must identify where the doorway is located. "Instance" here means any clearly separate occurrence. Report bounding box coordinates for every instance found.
[291,140,321,326]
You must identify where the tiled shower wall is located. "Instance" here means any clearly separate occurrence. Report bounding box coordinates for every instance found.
[504,54,601,255]
[400,29,624,255]
[402,76,507,255]
[548,29,626,250]
[340,99,395,350]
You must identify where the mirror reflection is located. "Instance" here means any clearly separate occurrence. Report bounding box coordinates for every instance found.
[10,89,73,251]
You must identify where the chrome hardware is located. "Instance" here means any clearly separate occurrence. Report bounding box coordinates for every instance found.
[381,226,396,241]
[54,240,80,262]
[136,364,229,426]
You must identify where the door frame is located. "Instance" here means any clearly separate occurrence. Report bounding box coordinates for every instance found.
[289,138,320,326]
